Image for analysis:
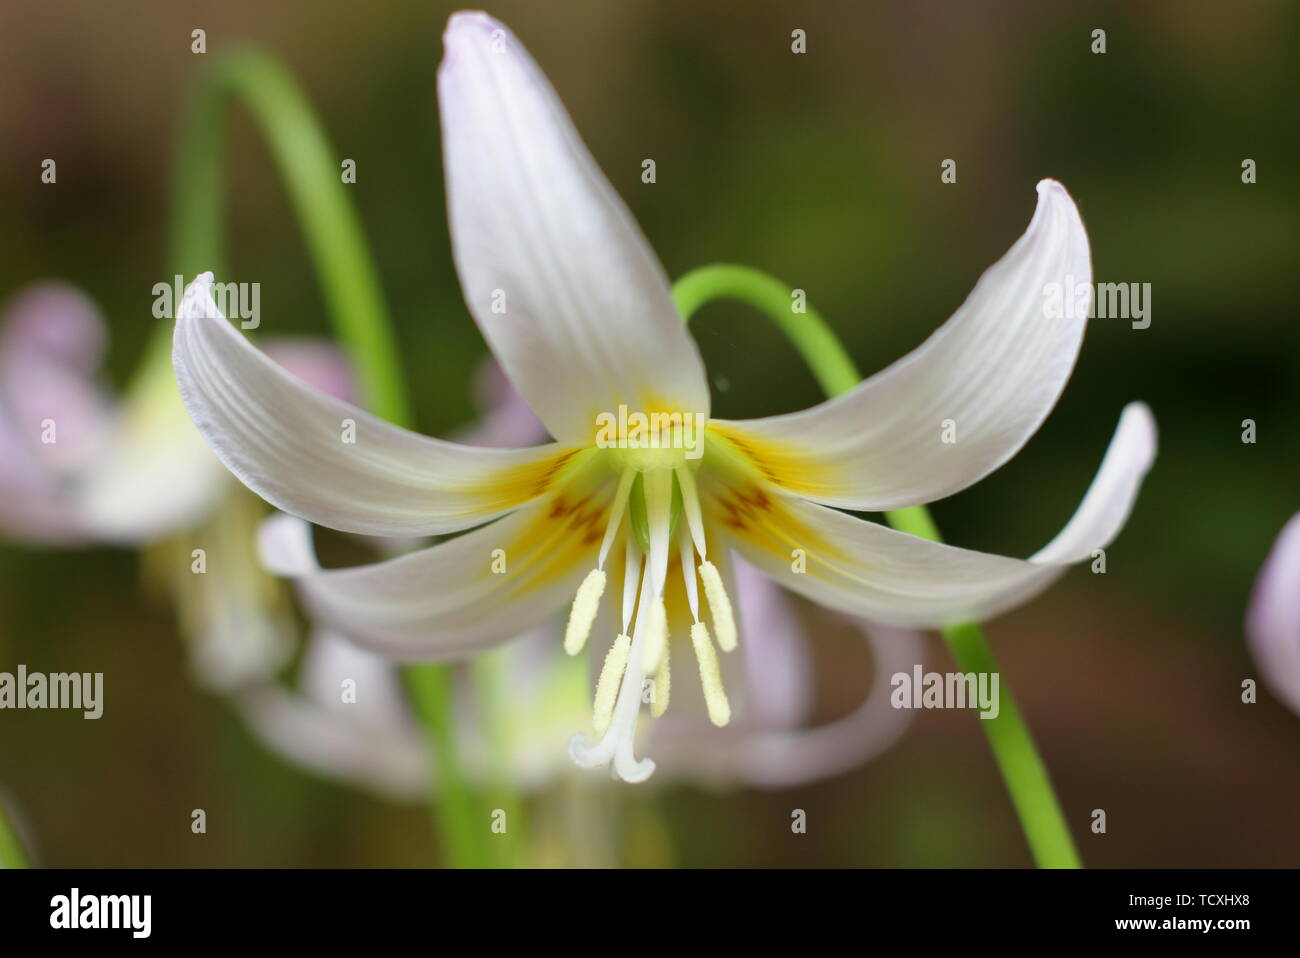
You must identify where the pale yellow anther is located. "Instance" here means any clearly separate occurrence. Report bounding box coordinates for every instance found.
[698,561,737,652]
[564,568,607,655]
[690,622,731,727]
[638,596,668,674]
[592,633,632,735]
[650,642,670,717]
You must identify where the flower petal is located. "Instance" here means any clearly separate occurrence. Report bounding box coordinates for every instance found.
[711,402,1156,627]
[1246,513,1300,717]
[652,619,922,787]
[258,464,615,658]
[0,283,114,475]
[234,631,430,801]
[173,273,584,537]
[711,180,1092,511]
[72,356,229,542]
[732,555,814,730]
[438,12,710,442]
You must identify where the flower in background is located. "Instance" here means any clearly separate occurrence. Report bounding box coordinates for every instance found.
[172,12,1156,782]
[1246,513,1300,717]
[0,283,222,543]
[0,281,350,693]
[245,363,923,800]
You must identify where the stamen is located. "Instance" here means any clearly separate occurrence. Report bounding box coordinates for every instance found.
[592,633,631,735]
[643,468,674,597]
[651,641,670,717]
[678,526,700,622]
[638,596,668,674]
[621,536,641,634]
[597,468,637,569]
[563,568,607,655]
[674,464,708,558]
[569,564,656,783]
[698,560,737,652]
[690,622,731,726]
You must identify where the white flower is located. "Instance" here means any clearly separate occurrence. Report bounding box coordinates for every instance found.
[0,281,356,692]
[1247,513,1300,717]
[173,12,1157,782]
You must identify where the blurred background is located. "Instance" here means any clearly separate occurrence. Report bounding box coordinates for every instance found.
[1,0,1298,867]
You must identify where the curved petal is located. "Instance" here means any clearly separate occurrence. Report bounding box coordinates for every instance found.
[438,12,709,443]
[1246,514,1300,717]
[732,556,814,731]
[652,620,923,788]
[261,338,354,403]
[258,462,616,658]
[173,273,584,537]
[234,632,430,802]
[711,180,1092,511]
[711,402,1156,628]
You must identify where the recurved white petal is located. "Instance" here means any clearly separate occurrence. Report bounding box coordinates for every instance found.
[258,465,615,657]
[711,180,1092,511]
[652,619,922,788]
[234,631,430,802]
[1246,514,1300,717]
[173,273,583,537]
[712,403,1156,628]
[438,12,709,443]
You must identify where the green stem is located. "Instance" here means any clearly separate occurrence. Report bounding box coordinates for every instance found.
[0,799,30,868]
[673,263,1082,869]
[170,45,484,867]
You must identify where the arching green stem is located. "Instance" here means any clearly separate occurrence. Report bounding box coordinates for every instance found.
[673,263,1082,869]
[0,799,30,868]
[169,45,485,867]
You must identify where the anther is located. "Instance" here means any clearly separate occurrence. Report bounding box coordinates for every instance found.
[592,633,632,734]
[564,568,607,655]
[690,622,731,726]
[698,560,737,652]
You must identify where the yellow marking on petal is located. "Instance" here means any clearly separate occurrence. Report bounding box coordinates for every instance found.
[707,422,836,499]
[502,480,613,602]
[698,560,737,652]
[593,633,632,735]
[690,622,731,727]
[476,446,586,512]
[651,641,670,717]
[706,478,868,589]
[638,596,668,674]
[563,568,607,655]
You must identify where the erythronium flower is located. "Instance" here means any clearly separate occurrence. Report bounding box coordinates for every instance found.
[172,11,1157,782]
[1246,513,1300,717]
[0,283,221,543]
[0,281,351,692]
[245,362,922,798]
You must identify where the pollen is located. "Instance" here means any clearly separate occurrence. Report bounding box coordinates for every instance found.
[698,560,737,652]
[563,568,607,655]
[592,633,632,735]
[690,622,731,727]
